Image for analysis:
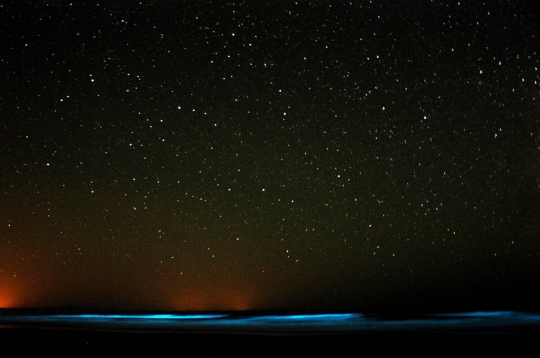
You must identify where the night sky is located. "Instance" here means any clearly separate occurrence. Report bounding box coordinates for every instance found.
[1,0,539,312]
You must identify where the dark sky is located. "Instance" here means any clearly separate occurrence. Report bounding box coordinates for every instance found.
[1,0,539,312]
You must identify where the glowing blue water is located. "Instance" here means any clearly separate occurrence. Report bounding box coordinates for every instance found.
[432,311,515,318]
[1,311,539,333]
[245,313,359,321]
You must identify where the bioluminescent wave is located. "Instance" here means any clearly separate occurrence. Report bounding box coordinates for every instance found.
[244,313,360,321]
[432,311,518,318]
[1,311,539,334]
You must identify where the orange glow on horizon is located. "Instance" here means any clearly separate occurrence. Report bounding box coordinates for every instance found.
[0,286,20,309]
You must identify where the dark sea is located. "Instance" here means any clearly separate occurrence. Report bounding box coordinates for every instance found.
[1,310,539,356]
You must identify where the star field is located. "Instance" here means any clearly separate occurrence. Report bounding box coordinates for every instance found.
[0,0,539,311]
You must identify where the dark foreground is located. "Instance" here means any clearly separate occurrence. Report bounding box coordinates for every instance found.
[1,311,539,357]
[0,329,538,357]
